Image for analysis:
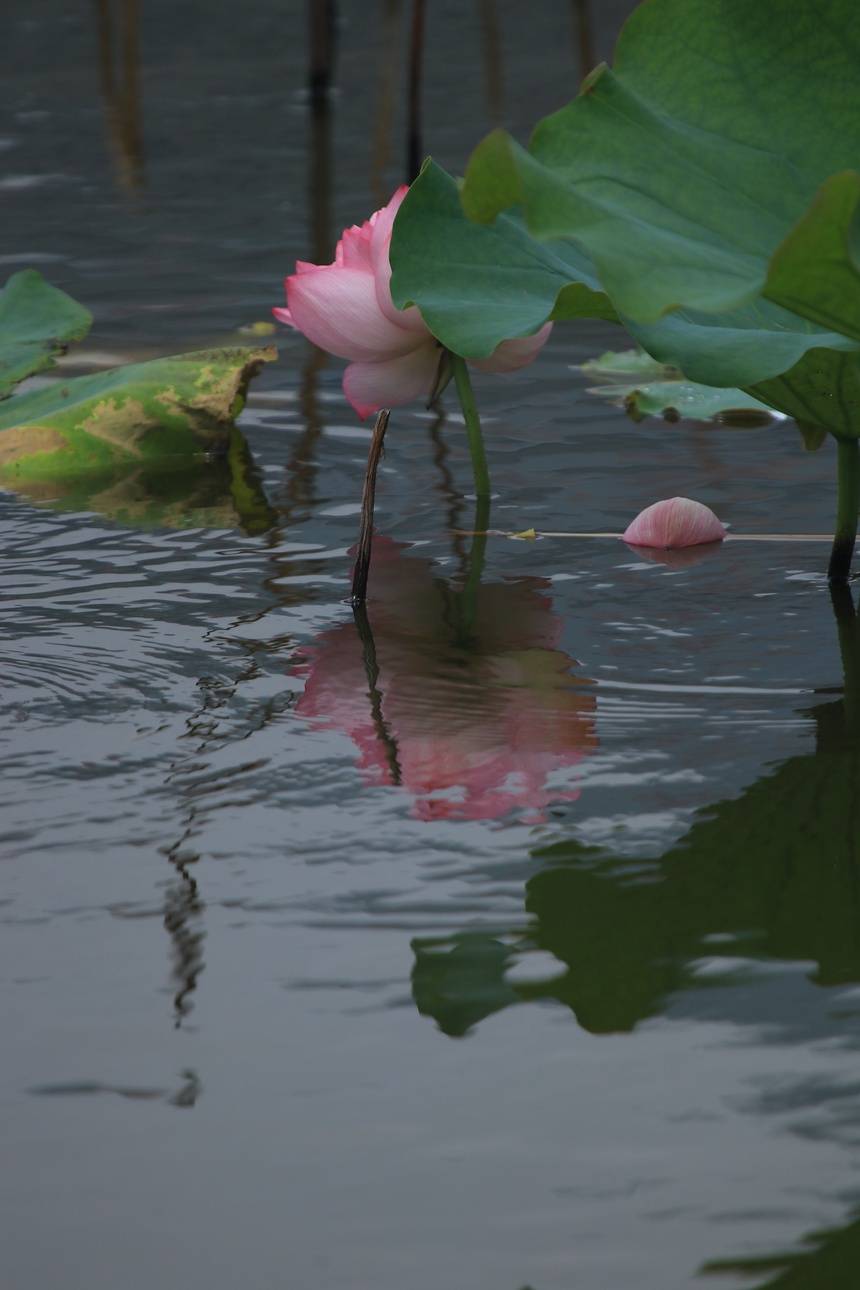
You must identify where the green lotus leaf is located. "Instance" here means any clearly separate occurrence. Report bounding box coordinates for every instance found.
[462,0,860,329]
[582,348,777,423]
[391,0,860,438]
[580,350,680,382]
[390,159,617,360]
[0,346,276,482]
[0,269,92,399]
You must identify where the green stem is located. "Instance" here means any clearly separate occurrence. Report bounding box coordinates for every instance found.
[829,437,860,583]
[450,353,491,499]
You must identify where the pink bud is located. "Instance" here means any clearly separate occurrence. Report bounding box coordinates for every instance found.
[622,497,726,548]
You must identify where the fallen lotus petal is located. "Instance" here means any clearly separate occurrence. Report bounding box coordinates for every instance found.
[622,497,727,549]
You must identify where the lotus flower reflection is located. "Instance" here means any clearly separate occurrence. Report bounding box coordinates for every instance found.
[293,540,596,821]
[274,187,552,418]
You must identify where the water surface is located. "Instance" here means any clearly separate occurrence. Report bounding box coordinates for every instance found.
[3,4,860,1288]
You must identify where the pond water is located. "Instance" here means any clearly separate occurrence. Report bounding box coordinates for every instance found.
[4,4,860,1288]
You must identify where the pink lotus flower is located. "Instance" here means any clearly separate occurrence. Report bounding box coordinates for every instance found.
[274,186,553,419]
[293,538,596,822]
[622,497,726,549]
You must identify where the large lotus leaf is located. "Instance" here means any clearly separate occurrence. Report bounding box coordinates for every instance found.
[462,0,860,330]
[0,346,276,482]
[389,160,617,359]
[0,269,92,398]
[391,160,860,430]
[391,0,860,431]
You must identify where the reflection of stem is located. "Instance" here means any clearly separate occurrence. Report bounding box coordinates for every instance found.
[429,414,468,569]
[282,7,337,519]
[308,0,337,107]
[571,0,595,78]
[93,0,145,193]
[308,70,334,266]
[450,355,491,499]
[829,581,860,735]
[406,0,426,180]
[162,844,206,1028]
[459,494,491,641]
[169,1069,202,1109]
[828,437,859,583]
[477,0,504,124]
[353,602,402,784]
[371,0,404,206]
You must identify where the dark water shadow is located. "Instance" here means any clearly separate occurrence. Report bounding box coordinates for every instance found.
[411,585,860,1037]
[409,583,860,1285]
[702,1206,860,1286]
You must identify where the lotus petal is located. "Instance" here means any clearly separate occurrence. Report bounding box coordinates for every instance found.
[622,497,726,549]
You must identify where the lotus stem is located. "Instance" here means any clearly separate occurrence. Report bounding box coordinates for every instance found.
[828,437,860,583]
[450,354,491,500]
[351,408,389,605]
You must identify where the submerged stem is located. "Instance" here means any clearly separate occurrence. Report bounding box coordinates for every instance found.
[450,354,491,500]
[829,437,860,583]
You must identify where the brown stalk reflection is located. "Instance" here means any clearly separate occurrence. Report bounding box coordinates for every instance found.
[373,0,504,199]
[406,0,426,180]
[293,535,596,822]
[571,0,595,78]
[371,0,404,207]
[292,0,338,500]
[94,0,144,193]
[149,2,342,1028]
[477,0,504,125]
[308,0,338,108]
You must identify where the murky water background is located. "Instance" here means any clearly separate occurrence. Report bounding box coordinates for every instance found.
[4,4,860,1287]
